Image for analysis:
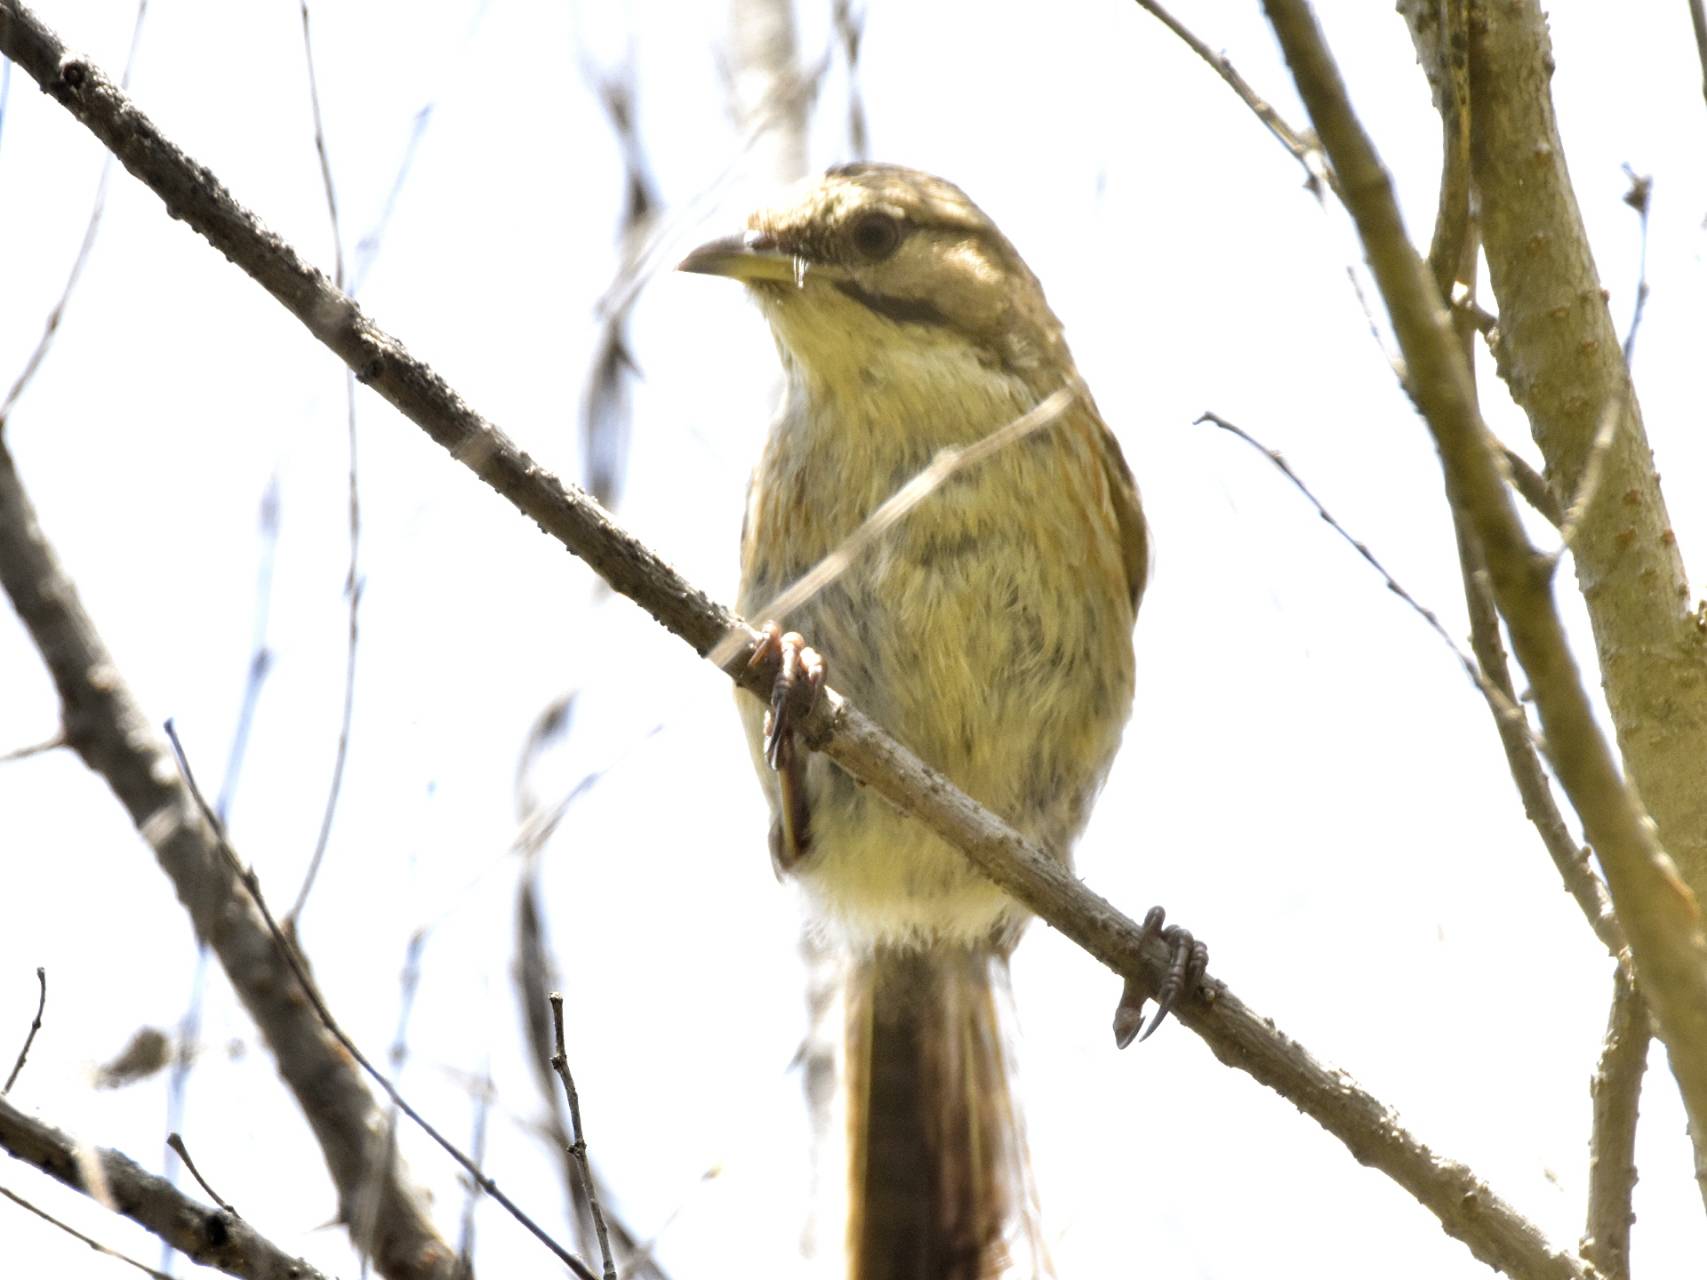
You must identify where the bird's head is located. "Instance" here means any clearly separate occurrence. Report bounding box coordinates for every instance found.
[679,164,1072,394]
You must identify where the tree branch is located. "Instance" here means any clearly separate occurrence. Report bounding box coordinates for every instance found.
[1406,0,1707,921]
[0,3,1605,1274]
[2,967,46,1096]
[0,1095,331,1280]
[0,432,460,1279]
[1582,962,1648,1280]
[1127,0,1331,196]
[1263,0,1707,1209]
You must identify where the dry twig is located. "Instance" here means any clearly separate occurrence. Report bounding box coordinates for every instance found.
[2,967,45,1095]
[1,1182,173,1280]
[549,993,616,1280]
[0,1096,328,1280]
[1582,962,1648,1280]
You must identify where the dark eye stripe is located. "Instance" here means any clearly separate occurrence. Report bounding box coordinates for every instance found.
[833,279,952,330]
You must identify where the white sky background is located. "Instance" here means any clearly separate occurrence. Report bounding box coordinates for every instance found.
[2,0,1705,1276]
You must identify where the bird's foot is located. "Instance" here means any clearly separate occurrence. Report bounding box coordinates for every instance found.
[1112,906,1208,1048]
[749,622,826,770]
[750,623,824,873]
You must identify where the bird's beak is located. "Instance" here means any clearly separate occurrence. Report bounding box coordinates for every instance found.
[677,230,800,283]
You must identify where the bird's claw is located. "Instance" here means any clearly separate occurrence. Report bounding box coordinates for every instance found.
[750,622,825,772]
[1113,906,1208,1049]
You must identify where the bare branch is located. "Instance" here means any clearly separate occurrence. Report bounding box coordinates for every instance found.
[512,847,666,1279]
[289,4,362,924]
[1,1182,173,1280]
[0,425,457,1279]
[1553,390,1627,559]
[0,732,66,764]
[0,1096,330,1280]
[1618,165,1652,366]
[1414,0,1707,920]
[1454,507,1625,959]
[1582,962,1648,1280]
[166,1133,238,1218]
[1500,444,1562,528]
[290,367,362,925]
[549,993,616,1280]
[1207,410,1627,959]
[161,723,597,1280]
[1128,0,1331,196]
[0,0,145,432]
[297,0,343,290]
[2,966,45,1095]
[0,8,1605,1273]
[1201,410,1530,730]
[1418,0,1473,300]
[214,475,281,822]
[1264,0,1707,1204]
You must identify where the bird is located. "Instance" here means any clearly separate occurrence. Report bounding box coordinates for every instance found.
[681,163,1175,1280]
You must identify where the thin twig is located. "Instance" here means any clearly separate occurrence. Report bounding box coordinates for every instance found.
[0,1183,173,1280]
[1422,80,1624,958]
[1128,0,1333,197]
[573,40,656,512]
[290,5,362,924]
[0,1097,332,1280]
[1553,167,1650,562]
[1452,508,1625,958]
[160,943,208,1279]
[290,373,361,924]
[349,1,495,296]
[351,930,422,1263]
[595,32,830,327]
[1553,389,1626,558]
[708,388,1075,667]
[2,966,46,1095]
[1500,444,1562,528]
[1582,961,1647,1280]
[0,20,1603,1272]
[165,1133,237,1217]
[454,1067,492,1272]
[1423,0,1471,302]
[0,732,65,764]
[1618,166,1651,367]
[511,776,668,1279]
[549,993,616,1280]
[1201,411,1532,740]
[214,475,280,822]
[298,0,343,291]
[158,722,598,1280]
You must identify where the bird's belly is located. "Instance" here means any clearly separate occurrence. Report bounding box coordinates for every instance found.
[739,428,1135,949]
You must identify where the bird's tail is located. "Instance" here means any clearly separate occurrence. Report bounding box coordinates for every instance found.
[842,944,1044,1280]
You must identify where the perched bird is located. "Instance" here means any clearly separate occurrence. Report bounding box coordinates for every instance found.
[681,164,1159,1280]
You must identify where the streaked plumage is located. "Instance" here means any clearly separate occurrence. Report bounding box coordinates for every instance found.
[682,163,1144,1280]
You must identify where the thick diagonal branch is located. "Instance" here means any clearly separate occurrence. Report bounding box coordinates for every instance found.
[0,435,457,1279]
[0,1095,332,1280]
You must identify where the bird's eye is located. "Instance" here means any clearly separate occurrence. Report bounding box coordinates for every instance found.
[850,212,901,261]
